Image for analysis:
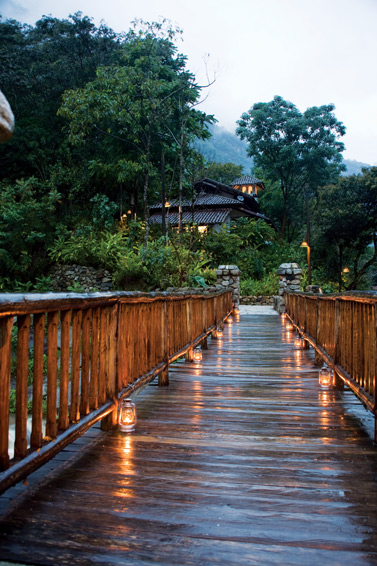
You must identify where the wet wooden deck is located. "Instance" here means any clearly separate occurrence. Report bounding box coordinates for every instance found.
[1,308,377,565]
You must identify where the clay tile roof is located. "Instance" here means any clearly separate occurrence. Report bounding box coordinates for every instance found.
[149,209,232,226]
[231,175,264,186]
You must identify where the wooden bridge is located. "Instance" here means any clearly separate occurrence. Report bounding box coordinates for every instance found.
[1,295,377,565]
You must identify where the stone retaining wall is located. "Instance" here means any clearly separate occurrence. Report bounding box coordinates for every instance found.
[275,262,302,313]
[51,264,113,292]
[215,265,241,306]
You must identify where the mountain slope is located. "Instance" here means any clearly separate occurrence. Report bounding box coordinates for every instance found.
[197,125,370,176]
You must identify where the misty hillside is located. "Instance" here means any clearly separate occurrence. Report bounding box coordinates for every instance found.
[198,125,371,177]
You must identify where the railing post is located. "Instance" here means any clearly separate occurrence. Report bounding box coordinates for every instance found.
[185,296,193,362]
[101,302,119,431]
[0,316,13,470]
[333,298,344,390]
[159,298,169,386]
[15,315,31,460]
[314,297,322,366]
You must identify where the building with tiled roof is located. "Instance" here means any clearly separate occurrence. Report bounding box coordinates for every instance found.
[149,177,269,232]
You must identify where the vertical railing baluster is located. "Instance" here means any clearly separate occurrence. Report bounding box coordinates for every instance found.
[31,313,45,448]
[59,309,71,431]
[90,307,100,410]
[0,316,13,470]
[80,308,91,417]
[46,311,59,438]
[15,314,31,459]
[70,309,82,423]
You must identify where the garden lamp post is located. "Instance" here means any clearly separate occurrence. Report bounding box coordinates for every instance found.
[300,240,311,285]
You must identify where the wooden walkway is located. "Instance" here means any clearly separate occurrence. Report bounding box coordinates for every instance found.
[1,308,377,565]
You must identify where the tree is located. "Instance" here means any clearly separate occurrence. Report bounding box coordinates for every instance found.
[58,20,214,238]
[236,96,346,238]
[0,14,122,182]
[201,162,243,185]
[312,167,377,290]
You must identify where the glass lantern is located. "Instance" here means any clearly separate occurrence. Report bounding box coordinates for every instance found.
[285,321,294,331]
[119,398,137,432]
[193,347,203,362]
[294,336,304,349]
[319,365,332,389]
[216,327,223,339]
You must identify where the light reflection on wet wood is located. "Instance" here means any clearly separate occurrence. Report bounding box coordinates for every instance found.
[1,310,377,565]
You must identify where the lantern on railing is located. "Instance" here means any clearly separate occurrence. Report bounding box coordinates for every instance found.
[233,306,240,321]
[285,320,294,331]
[119,398,137,432]
[294,336,304,349]
[319,365,332,389]
[226,315,233,324]
[193,347,203,362]
[216,327,223,339]
[281,313,287,321]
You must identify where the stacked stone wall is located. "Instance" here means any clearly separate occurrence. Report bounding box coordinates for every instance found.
[51,265,113,292]
[215,265,241,306]
[275,262,302,313]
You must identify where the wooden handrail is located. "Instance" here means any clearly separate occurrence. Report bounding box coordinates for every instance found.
[0,289,233,493]
[285,291,377,440]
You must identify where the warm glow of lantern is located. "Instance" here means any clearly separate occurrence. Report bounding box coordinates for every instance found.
[319,366,332,389]
[226,315,233,324]
[119,398,137,432]
[193,348,203,362]
[281,313,287,320]
[216,327,223,339]
[285,321,294,331]
[294,336,304,349]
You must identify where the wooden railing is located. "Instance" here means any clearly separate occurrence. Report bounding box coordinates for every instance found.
[0,289,232,493]
[286,291,377,439]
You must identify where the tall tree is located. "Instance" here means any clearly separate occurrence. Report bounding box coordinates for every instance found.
[0,13,122,182]
[312,167,377,290]
[58,20,214,232]
[236,96,345,238]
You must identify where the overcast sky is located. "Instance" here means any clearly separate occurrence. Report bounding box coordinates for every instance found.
[1,0,376,164]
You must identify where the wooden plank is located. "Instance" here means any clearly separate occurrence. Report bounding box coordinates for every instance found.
[70,309,82,424]
[90,307,100,410]
[58,309,71,431]
[31,313,45,448]
[80,308,91,417]
[15,314,31,459]
[0,316,13,470]
[46,311,59,439]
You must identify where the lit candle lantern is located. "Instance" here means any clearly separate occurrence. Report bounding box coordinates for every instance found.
[281,313,287,320]
[226,315,233,324]
[294,336,304,349]
[119,398,137,432]
[216,327,223,339]
[319,365,332,389]
[193,347,203,362]
[285,321,294,331]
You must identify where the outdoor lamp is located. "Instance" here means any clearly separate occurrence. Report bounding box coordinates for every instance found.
[119,398,137,432]
[193,347,203,362]
[319,365,332,389]
[216,327,223,339]
[285,320,294,331]
[294,336,304,349]
[226,315,233,324]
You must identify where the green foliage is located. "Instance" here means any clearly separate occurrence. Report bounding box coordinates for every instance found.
[237,96,346,237]
[0,178,60,281]
[240,273,279,296]
[312,167,377,290]
[201,162,244,185]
